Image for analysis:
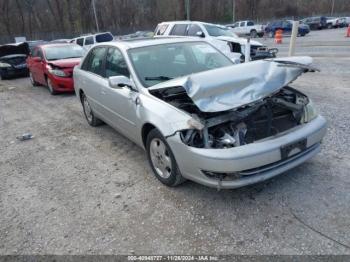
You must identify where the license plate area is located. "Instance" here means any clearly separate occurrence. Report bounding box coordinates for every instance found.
[280,138,307,159]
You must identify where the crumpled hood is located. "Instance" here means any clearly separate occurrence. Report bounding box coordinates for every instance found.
[216,36,263,46]
[149,56,315,113]
[0,42,29,58]
[48,58,81,68]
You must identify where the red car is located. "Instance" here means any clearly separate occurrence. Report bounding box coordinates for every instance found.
[27,43,84,95]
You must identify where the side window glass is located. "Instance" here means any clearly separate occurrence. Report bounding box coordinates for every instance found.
[240,22,245,27]
[76,38,84,46]
[170,24,188,36]
[156,24,168,35]
[85,36,94,46]
[37,49,43,59]
[82,47,107,77]
[32,48,38,57]
[247,21,254,26]
[187,24,202,36]
[105,48,130,78]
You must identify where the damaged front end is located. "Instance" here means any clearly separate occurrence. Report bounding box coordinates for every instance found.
[149,57,319,149]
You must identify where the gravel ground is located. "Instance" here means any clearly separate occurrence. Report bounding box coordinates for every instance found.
[0,28,349,255]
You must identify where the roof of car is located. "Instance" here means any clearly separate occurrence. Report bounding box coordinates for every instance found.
[158,21,224,27]
[97,37,205,49]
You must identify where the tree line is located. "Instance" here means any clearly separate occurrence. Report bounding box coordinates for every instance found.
[0,0,349,43]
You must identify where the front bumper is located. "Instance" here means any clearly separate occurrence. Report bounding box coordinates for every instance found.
[167,115,327,189]
[49,75,74,92]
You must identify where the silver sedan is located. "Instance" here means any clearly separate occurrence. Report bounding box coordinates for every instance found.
[73,38,327,189]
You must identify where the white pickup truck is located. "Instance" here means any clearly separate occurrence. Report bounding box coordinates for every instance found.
[226,20,264,38]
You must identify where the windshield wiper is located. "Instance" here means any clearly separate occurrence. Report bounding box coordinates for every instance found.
[145,76,173,81]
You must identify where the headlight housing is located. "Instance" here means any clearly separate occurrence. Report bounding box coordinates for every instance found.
[49,68,67,77]
[302,99,318,123]
[0,62,11,68]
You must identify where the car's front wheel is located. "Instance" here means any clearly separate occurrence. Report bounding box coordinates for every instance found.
[29,72,39,86]
[146,129,185,187]
[81,92,103,126]
[46,77,57,95]
[250,30,258,38]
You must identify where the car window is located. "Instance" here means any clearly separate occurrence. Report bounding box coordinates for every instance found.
[82,47,107,77]
[129,42,233,87]
[76,38,84,46]
[170,24,188,36]
[156,24,169,35]
[105,48,130,78]
[85,36,94,45]
[240,22,245,27]
[233,22,239,27]
[95,33,114,43]
[187,24,202,36]
[247,21,254,26]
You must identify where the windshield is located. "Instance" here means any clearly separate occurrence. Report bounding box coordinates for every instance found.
[128,42,233,87]
[204,24,238,37]
[44,45,84,61]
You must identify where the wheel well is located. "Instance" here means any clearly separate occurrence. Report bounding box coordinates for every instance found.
[79,89,85,103]
[142,123,156,147]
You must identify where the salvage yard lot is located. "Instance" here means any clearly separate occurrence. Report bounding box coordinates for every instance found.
[0,28,350,254]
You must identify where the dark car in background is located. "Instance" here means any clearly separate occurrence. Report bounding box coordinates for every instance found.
[300,16,327,30]
[264,20,310,38]
[0,42,30,80]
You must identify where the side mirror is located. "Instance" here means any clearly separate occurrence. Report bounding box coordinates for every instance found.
[196,31,205,38]
[108,75,134,90]
[33,57,42,62]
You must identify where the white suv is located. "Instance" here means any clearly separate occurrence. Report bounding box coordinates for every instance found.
[155,21,277,63]
[71,32,114,51]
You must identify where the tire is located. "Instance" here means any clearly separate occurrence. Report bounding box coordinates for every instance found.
[29,71,39,86]
[327,23,333,29]
[46,77,58,95]
[257,33,264,38]
[250,30,258,38]
[146,129,186,187]
[81,92,103,127]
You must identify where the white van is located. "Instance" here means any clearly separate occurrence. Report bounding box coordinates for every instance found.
[70,32,114,51]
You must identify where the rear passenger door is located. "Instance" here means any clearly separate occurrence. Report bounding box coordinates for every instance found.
[100,47,138,139]
[78,46,108,117]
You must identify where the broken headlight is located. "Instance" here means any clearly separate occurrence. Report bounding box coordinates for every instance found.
[302,99,318,123]
[49,68,68,77]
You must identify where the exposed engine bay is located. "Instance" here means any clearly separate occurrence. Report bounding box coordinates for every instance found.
[150,86,309,149]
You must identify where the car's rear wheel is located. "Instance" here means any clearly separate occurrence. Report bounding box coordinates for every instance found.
[146,129,185,187]
[47,77,57,95]
[81,92,103,126]
[29,72,39,86]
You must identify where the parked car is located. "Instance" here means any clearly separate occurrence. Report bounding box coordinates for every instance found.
[338,17,349,27]
[70,32,114,51]
[226,20,265,38]
[265,20,310,38]
[27,43,84,94]
[326,17,342,29]
[300,16,327,30]
[155,21,277,63]
[118,31,154,40]
[0,42,29,80]
[73,38,327,189]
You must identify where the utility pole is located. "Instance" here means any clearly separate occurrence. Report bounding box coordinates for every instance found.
[232,0,236,22]
[92,0,100,32]
[185,0,190,20]
[331,0,335,16]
